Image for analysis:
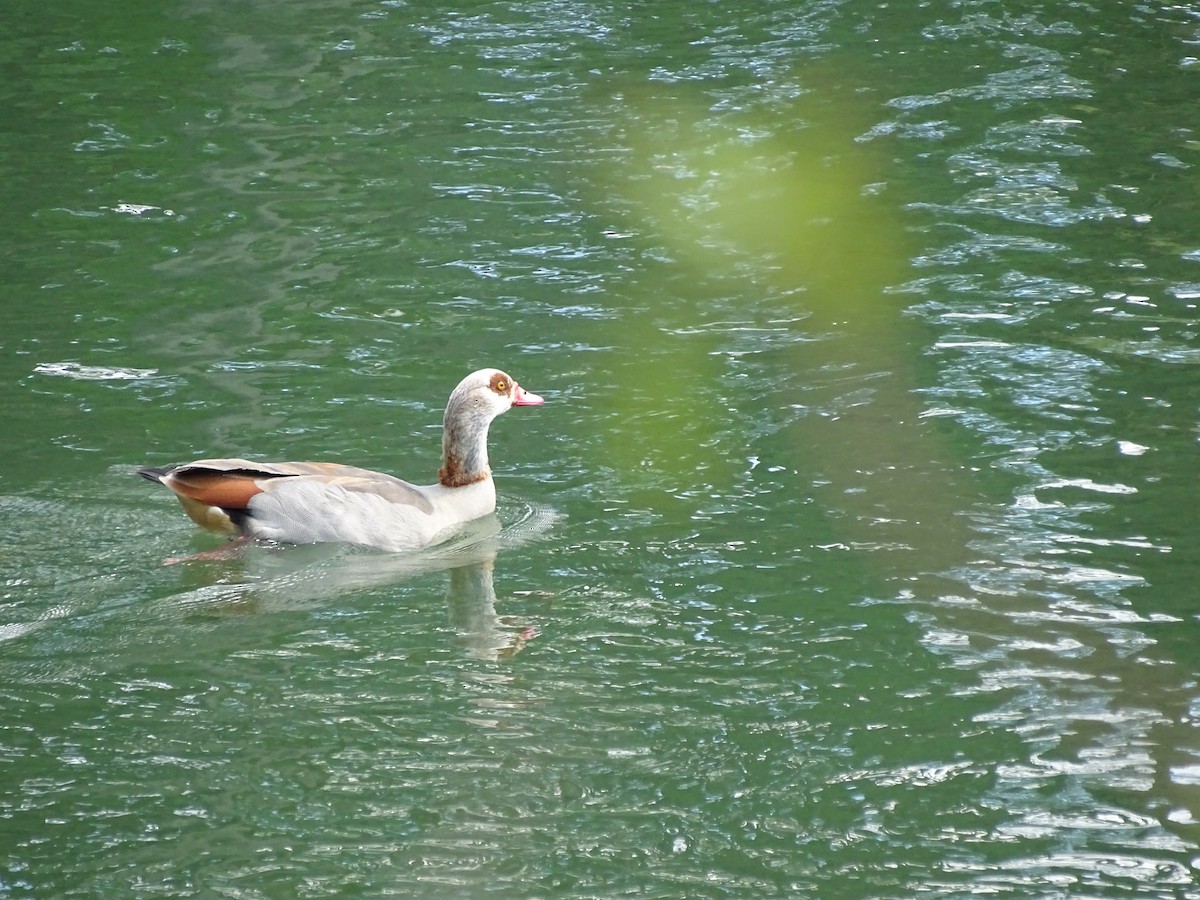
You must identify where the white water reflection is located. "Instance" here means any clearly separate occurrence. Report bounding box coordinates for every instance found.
[165,502,560,661]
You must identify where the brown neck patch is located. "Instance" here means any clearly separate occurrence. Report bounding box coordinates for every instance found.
[439,459,491,488]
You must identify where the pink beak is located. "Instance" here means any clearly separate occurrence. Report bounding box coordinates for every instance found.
[512,382,544,406]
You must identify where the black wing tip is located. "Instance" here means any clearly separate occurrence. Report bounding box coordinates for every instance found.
[137,466,176,483]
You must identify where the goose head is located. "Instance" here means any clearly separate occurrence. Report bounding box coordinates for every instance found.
[439,369,543,487]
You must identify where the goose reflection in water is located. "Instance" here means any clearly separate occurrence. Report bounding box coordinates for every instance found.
[164,503,558,662]
[445,556,539,661]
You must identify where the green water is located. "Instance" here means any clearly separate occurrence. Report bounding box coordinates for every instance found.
[4,1,1200,896]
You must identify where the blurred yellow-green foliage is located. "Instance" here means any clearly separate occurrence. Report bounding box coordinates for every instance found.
[596,75,915,511]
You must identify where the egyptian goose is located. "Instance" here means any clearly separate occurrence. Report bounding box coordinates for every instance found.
[139,368,544,552]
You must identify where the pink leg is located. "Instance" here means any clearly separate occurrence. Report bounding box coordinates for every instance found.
[162,535,253,566]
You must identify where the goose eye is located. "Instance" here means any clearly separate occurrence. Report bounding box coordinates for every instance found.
[493,378,509,394]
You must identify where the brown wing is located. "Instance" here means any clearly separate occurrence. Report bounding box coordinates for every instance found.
[161,470,271,509]
[141,458,431,513]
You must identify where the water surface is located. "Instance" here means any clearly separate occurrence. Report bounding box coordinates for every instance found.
[3,1,1200,896]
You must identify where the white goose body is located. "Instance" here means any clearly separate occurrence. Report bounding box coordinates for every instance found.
[139,369,543,553]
